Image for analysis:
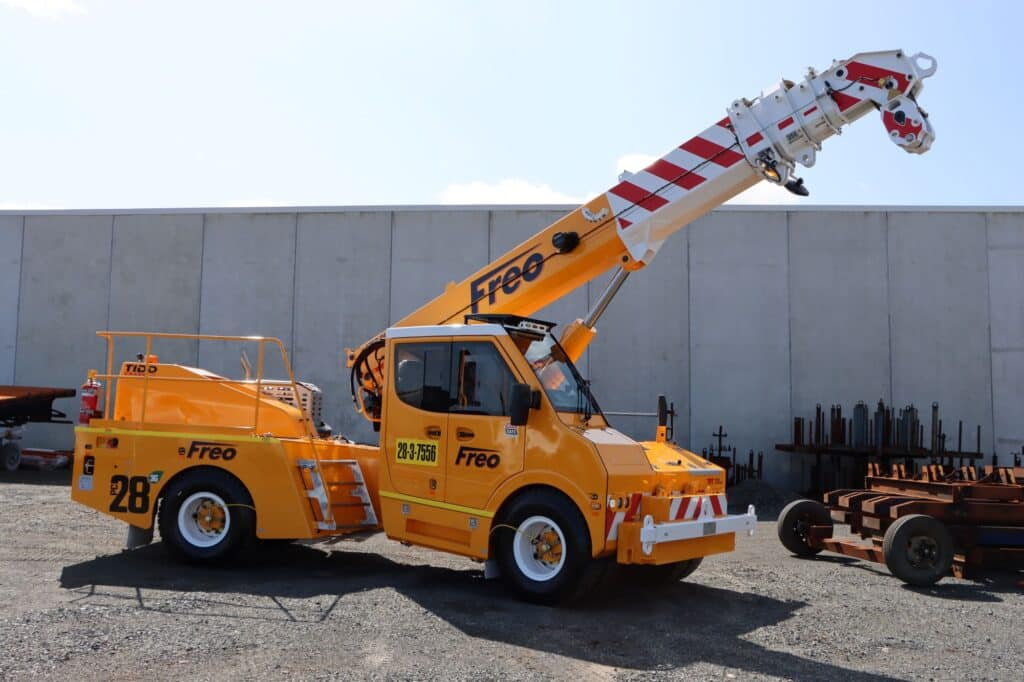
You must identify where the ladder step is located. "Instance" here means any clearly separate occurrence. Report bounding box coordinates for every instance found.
[298,458,377,531]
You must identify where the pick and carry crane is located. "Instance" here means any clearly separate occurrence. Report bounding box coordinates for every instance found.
[70,50,936,603]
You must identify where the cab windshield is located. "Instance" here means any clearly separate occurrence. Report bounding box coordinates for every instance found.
[509,330,601,416]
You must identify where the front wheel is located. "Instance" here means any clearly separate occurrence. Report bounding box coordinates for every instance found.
[496,490,598,605]
[621,557,703,588]
[158,469,256,564]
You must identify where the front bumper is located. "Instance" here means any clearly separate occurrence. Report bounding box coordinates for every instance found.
[639,504,757,556]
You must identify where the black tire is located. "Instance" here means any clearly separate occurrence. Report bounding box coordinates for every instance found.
[2,443,21,472]
[495,489,597,606]
[261,538,294,548]
[882,514,953,586]
[624,557,703,587]
[158,468,256,564]
[777,499,831,557]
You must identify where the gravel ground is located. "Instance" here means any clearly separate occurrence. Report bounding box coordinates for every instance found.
[1,470,1021,681]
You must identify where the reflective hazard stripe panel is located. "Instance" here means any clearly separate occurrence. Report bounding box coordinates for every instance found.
[607,492,731,542]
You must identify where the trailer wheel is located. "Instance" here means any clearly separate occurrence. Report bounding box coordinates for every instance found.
[158,469,256,564]
[496,490,597,605]
[777,499,831,556]
[882,514,953,586]
[1,443,20,472]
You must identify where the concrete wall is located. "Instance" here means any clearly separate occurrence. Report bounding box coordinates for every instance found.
[988,213,1024,461]
[2,206,1020,489]
[0,216,21,385]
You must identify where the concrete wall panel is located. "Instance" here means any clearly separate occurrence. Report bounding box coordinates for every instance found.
[0,217,22,384]
[389,210,489,323]
[988,212,1024,459]
[789,211,890,419]
[888,212,993,454]
[16,215,112,448]
[198,213,297,378]
[988,240,1024,351]
[992,351,1024,457]
[588,229,689,445]
[986,211,1024,249]
[293,211,391,445]
[109,214,204,367]
[688,211,791,485]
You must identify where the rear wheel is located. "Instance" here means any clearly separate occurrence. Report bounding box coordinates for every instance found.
[777,499,831,556]
[496,490,598,605]
[158,469,256,564]
[882,514,953,586]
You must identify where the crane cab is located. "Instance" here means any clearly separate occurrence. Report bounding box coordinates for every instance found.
[374,315,756,603]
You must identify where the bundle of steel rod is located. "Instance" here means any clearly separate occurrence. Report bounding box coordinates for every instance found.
[775,400,984,494]
[699,425,763,486]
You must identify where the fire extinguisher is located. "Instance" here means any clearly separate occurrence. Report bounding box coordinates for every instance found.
[79,370,104,425]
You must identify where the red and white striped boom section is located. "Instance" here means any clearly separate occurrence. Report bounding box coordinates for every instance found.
[612,49,936,266]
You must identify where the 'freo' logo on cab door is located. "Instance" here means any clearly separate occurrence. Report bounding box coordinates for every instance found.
[178,441,238,461]
[469,248,544,313]
[455,447,501,468]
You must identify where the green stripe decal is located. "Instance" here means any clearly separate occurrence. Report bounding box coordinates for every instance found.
[379,490,494,518]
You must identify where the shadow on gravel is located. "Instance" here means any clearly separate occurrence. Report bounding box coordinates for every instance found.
[61,542,899,680]
[0,468,71,486]
[900,573,1024,601]
[788,552,1021,602]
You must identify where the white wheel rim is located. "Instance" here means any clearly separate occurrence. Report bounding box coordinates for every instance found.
[177,491,231,548]
[512,515,567,582]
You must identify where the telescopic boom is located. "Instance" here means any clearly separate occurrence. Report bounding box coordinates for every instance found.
[348,49,937,424]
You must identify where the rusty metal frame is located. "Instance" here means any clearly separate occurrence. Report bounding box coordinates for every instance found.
[808,464,1024,579]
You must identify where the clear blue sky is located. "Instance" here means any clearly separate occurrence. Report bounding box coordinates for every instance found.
[0,0,1019,209]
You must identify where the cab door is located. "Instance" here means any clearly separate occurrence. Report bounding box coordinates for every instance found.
[445,339,526,510]
[383,339,452,501]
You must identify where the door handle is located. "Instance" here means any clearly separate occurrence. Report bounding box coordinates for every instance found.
[456,428,475,441]
[425,427,441,439]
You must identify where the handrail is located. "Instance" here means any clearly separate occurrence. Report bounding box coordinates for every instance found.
[93,331,321,452]
[97,331,280,341]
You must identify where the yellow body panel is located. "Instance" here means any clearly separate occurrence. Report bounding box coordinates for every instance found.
[70,419,382,539]
[112,362,307,437]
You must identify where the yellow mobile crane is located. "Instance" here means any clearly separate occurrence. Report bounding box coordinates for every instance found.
[71,50,936,603]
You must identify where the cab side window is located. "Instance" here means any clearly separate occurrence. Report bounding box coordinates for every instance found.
[451,342,517,416]
[393,342,452,413]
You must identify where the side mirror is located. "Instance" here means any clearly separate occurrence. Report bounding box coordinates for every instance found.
[509,383,535,426]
